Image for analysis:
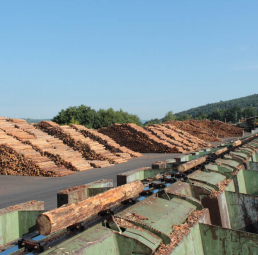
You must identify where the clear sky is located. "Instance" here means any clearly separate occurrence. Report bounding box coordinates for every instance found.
[0,1,257,120]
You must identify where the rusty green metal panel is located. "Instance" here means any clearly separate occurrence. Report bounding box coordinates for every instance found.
[42,226,120,255]
[199,223,258,254]
[250,162,258,170]
[57,179,113,207]
[225,191,258,233]
[0,210,43,246]
[237,168,247,194]
[224,180,235,192]
[165,181,193,197]
[0,201,44,246]
[217,191,231,229]
[0,211,18,246]
[42,225,158,255]
[172,223,204,255]
[188,171,226,189]
[117,196,196,240]
[216,158,240,171]
[121,228,162,252]
[18,211,44,236]
[243,169,258,195]
[117,168,168,186]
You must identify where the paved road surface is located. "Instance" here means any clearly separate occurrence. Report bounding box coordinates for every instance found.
[0,153,182,210]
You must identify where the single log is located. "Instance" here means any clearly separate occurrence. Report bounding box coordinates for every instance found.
[215,147,228,155]
[233,140,242,147]
[36,180,144,235]
[177,156,207,172]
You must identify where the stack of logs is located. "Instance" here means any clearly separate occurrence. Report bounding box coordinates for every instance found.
[0,129,74,177]
[37,121,122,168]
[8,119,93,171]
[71,124,142,159]
[167,120,243,142]
[99,123,195,153]
[146,124,209,152]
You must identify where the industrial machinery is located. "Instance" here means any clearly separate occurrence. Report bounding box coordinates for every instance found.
[1,135,258,254]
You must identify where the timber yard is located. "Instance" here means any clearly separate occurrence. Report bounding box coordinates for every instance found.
[1,117,258,254]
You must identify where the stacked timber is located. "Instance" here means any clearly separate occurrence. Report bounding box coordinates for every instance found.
[0,120,35,140]
[71,124,142,159]
[0,130,74,177]
[8,119,93,171]
[99,123,182,153]
[37,121,115,168]
[146,125,188,152]
[167,120,243,141]
[160,124,210,148]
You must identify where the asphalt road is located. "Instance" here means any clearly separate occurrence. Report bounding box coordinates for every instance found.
[0,153,182,210]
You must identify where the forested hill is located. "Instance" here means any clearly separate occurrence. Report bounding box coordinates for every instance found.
[175,94,258,117]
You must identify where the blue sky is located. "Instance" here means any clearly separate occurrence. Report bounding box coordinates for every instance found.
[0,1,257,120]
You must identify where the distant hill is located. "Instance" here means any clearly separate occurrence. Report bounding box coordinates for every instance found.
[175,94,258,117]
[24,118,51,124]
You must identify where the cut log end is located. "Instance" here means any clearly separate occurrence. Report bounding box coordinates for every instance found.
[36,214,52,236]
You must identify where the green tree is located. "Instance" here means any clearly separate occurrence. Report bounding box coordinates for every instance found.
[69,116,80,125]
[162,111,176,123]
[52,105,141,129]
[208,109,224,121]
[223,106,242,123]
[242,107,257,118]
[195,111,208,120]
[176,114,192,121]
[144,118,161,126]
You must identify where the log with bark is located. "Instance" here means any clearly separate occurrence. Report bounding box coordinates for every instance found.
[177,156,207,172]
[215,147,228,155]
[233,140,242,147]
[36,181,144,235]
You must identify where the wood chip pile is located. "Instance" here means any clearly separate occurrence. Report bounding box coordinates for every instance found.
[99,123,210,153]
[37,121,122,168]
[71,124,142,158]
[167,120,243,142]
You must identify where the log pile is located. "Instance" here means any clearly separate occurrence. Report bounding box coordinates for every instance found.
[167,120,243,142]
[0,130,74,177]
[71,124,142,158]
[8,119,93,171]
[99,123,182,153]
[160,124,210,148]
[37,121,115,168]
[167,120,220,142]
[147,124,209,152]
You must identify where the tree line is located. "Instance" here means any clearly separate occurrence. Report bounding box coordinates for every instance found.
[52,105,258,129]
[52,105,142,129]
[176,94,258,117]
[143,106,257,126]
